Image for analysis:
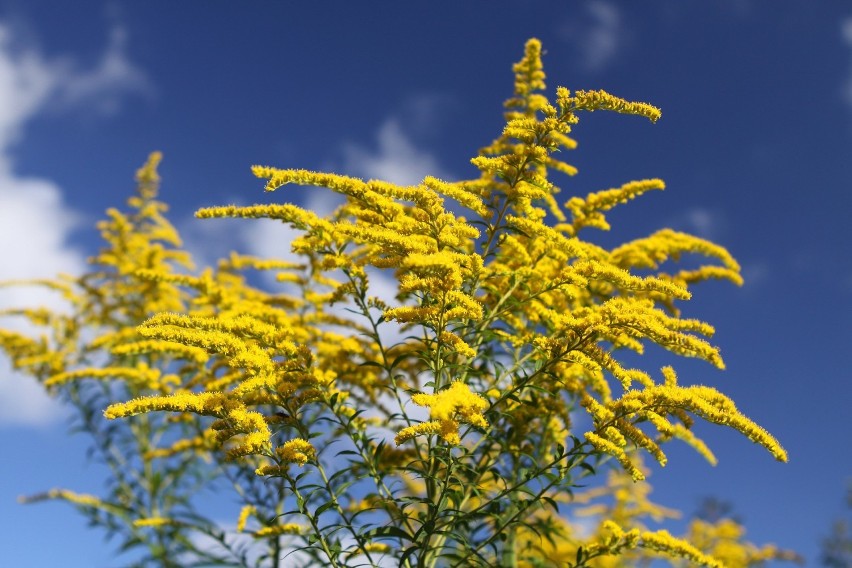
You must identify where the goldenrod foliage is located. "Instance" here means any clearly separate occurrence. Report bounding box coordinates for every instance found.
[1,39,795,567]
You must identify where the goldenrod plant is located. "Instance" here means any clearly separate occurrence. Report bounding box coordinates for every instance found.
[0,155,256,566]
[1,39,797,567]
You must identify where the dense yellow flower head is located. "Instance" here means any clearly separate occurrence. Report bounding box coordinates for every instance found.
[133,517,172,528]
[582,366,786,481]
[396,381,488,445]
[236,505,256,533]
[253,523,304,538]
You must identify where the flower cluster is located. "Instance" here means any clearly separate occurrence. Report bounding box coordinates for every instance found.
[0,38,793,567]
[394,381,489,445]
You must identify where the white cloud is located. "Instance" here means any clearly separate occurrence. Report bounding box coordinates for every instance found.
[49,25,153,116]
[341,118,453,186]
[842,17,852,108]
[666,207,724,240]
[0,358,66,427]
[843,18,852,45]
[0,20,150,427]
[0,26,55,149]
[740,261,769,290]
[0,173,84,426]
[684,208,717,239]
[558,0,624,72]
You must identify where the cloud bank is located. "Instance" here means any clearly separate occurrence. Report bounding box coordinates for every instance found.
[558,0,625,72]
[341,118,453,186]
[0,21,150,427]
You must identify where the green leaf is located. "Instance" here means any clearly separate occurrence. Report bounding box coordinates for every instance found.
[362,525,413,542]
[315,500,337,517]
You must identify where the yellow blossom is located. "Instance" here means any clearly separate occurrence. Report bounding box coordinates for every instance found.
[276,437,316,465]
[562,89,662,123]
[253,523,303,538]
[133,517,172,528]
[45,364,162,389]
[396,381,488,445]
[236,505,256,532]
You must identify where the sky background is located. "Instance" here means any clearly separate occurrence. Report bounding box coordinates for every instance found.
[0,1,850,566]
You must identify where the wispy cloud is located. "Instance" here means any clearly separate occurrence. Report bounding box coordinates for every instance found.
[558,0,625,72]
[666,207,724,240]
[664,207,773,290]
[740,262,769,291]
[684,208,718,239]
[841,17,852,108]
[0,20,150,427]
[48,25,153,116]
[341,118,451,186]
[340,94,455,186]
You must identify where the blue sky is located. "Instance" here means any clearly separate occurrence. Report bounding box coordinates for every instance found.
[0,1,850,566]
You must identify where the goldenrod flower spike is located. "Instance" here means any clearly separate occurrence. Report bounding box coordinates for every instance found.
[133,517,172,528]
[253,524,303,538]
[252,166,368,197]
[45,365,162,389]
[195,203,333,234]
[145,433,217,460]
[421,176,488,217]
[591,520,726,568]
[236,505,256,532]
[685,517,803,566]
[584,366,787,479]
[105,391,272,459]
[438,331,477,359]
[505,38,547,113]
[607,232,744,315]
[396,381,488,445]
[135,151,162,188]
[564,89,662,123]
[277,437,316,465]
[254,438,317,476]
[20,488,103,508]
[567,179,666,232]
[111,339,210,365]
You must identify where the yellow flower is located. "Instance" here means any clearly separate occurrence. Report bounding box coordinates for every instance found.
[583,366,787,480]
[133,517,172,528]
[562,89,662,123]
[45,364,162,389]
[396,381,488,445]
[253,523,303,538]
[236,505,255,533]
[363,542,391,553]
[591,521,725,568]
[276,438,316,465]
